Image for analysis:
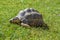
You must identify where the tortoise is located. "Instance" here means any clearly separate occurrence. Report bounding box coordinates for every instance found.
[10,8,48,29]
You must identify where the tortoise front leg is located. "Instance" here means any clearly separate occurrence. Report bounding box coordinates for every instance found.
[21,23,30,28]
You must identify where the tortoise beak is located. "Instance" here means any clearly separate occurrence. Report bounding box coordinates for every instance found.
[9,19,13,23]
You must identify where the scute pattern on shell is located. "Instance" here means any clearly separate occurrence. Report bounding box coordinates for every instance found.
[21,12,43,26]
[15,8,44,26]
[16,8,39,20]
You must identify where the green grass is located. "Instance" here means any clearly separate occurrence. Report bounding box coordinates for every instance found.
[0,0,60,40]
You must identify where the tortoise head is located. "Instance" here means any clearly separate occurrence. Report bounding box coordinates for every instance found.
[9,17,21,24]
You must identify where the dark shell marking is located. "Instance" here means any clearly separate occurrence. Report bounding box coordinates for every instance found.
[22,13,44,26]
[24,8,39,13]
[20,11,25,16]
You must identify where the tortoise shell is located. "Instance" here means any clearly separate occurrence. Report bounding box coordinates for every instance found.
[10,8,48,28]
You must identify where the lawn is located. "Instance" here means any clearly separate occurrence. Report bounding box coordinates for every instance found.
[0,0,60,40]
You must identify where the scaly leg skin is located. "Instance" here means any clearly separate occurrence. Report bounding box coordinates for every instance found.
[21,23,30,28]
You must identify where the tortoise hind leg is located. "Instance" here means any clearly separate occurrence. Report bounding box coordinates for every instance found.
[41,23,49,30]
